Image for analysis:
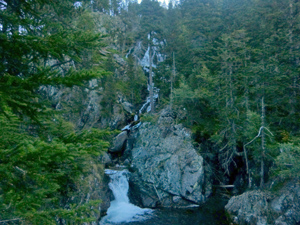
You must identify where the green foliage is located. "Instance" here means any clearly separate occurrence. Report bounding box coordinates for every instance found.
[0,0,107,120]
[0,112,110,223]
[139,0,165,41]
[242,111,262,160]
[140,114,159,124]
[0,1,112,223]
[99,0,300,186]
[152,0,300,183]
[116,55,148,105]
[272,143,300,179]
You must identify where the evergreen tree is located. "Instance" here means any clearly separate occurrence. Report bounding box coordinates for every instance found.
[139,0,166,113]
[0,0,105,120]
[0,0,111,223]
[0,111,110,223]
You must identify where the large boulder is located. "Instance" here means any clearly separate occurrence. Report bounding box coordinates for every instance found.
[271,180,300,225]
[225,179,300,225]
[110,131,128,153]
[225,191,269,225]
[129,108,211,208]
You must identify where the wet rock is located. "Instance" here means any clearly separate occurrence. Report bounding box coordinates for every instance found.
[141,195,158,208]
[110,131,128,153]
[99,174,114,215]
[129,172,159,208]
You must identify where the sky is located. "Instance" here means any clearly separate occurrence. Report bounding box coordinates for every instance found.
[156,0,170,5]
[137,0,171,6]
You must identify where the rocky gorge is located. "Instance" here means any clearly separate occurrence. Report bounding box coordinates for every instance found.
[100,107,212,209]
[37,14,300,223]
[4,0,300,224]
[97,107,300,225]
[41,54,300,224]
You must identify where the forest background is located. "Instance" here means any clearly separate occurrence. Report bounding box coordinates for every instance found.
[1,0,300,223]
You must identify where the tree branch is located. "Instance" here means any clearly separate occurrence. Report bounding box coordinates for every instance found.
[219,143,228,152]
[14,166,26,175]
[0,218,22,223]
[244,126,264,147]
[264,127,274,136]
[50,60,73,69]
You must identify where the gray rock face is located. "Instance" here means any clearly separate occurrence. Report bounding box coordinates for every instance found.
[225,191,268,225]
[99,152,112,166]
[121,101,134,114]
[110,104,128,130]
[110,131,128,153]
[225,180,300,225]
[271,181,300,225]
[40,53,133,131]
[130,108,211,207]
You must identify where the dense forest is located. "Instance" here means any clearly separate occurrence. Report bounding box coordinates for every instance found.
[1,0,300,223]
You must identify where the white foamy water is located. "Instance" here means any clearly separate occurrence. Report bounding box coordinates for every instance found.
[100,169,153,225]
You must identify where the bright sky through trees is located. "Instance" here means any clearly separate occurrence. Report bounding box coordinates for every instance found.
[138,0,170,6]
[157,0,170,4]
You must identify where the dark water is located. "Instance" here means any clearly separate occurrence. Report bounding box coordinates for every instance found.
[103,169,230,225]
[125,197,230,225]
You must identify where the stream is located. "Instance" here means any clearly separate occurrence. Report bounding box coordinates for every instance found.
[100,169,229,225]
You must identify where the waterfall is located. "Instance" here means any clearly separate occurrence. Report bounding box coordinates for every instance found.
[134,114,138,121]
[100,169,153,225]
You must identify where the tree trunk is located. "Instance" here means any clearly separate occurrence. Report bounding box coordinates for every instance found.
[260,97,265,188]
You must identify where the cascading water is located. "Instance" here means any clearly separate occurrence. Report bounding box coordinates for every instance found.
[100,169,153,225]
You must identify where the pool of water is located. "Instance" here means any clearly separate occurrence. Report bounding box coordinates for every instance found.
[123,197,230,225]
[101,169,230,225]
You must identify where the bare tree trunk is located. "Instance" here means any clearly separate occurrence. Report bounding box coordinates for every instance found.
[244,126,263,189]
[149,44,154,113]
[243,144,251,188]
[260,97,265,188]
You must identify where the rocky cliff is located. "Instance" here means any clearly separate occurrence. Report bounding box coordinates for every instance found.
[124,108,212,208]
